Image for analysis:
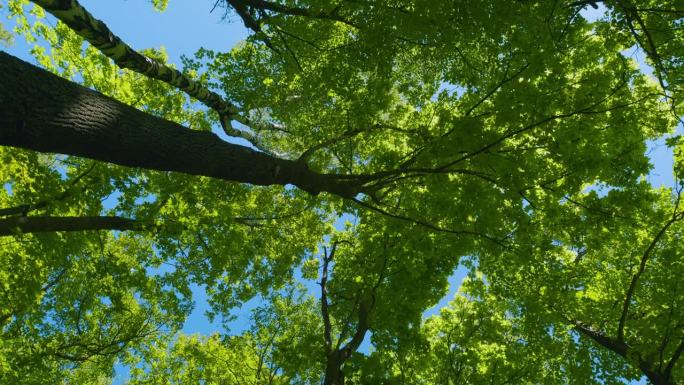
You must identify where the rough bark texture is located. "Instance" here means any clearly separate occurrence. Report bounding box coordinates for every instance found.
[0,52,361,198]
[0,216,148,236]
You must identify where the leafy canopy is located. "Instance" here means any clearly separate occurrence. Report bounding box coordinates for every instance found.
[1,0,684,384]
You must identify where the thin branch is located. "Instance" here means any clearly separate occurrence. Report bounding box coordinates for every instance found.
[436,86,649,172]
[320,242,337,353]
[272,25,303,71]
[299,127,371,162]
[615,0,684,126]
[230,0,358,28]
[617,209,684,342]
[463,63,530,117]
[0,162,96,217]
[350,197,507,247]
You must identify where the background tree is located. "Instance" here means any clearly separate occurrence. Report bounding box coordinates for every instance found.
[479,183,684,384]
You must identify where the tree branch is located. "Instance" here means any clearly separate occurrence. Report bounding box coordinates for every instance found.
[226,0,357,28]
[320,242,336,354]
[614,0,683,126]
[350,197,508,247]
[0,162,96,217]
[664,338,684,380]
[617,209,684,342]
[0,215,155,236]
[462,62,530,118]
[569,318,666,384]
[30,0,277,148]
[0,52,362,198]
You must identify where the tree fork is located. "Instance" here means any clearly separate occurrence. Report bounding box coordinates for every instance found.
[0,52,361,198]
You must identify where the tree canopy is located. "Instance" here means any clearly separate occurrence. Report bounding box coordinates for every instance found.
[1,0,684,384]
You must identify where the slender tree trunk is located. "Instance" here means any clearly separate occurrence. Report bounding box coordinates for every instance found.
[0,52,362,198]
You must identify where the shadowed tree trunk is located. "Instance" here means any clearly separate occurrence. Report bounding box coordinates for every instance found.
[0,52,363,198]
[0,215,152,236]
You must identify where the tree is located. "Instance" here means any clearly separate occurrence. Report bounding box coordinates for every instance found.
[479,183,684,385]
[1,0,683,384]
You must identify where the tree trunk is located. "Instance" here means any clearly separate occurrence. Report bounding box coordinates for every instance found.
[324,351,345,385]
[0,52,362,198]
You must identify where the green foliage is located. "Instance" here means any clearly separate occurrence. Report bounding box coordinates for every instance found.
[2,0,684,384]
[150,0,168,12]
[0,1,12,47]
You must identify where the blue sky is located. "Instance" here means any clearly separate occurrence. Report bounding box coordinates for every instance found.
[1,2,674,383]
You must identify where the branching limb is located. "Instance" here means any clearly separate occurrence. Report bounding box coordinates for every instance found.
[320,242,337,354]
[31,0,280,150]
[52,311,159,363]
[617,189,684,342]
[567,317,667,384]
[613,0,684,125]
[1,52,364,198]
[0,215,158,236]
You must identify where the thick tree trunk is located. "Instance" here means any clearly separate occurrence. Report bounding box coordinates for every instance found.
[324,351,345,385]
[0,215,149,236]
[0,52,361,198]
[322,300,371,385]
[572,321,674,385]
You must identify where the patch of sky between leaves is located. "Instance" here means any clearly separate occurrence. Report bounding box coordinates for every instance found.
[433,81,465,101]
[579,2,608,23]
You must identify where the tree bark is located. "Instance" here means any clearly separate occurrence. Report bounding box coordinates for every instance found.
[324,351,346,385]
[572,320,674,385]
[0,52,361,198]
[0,215,150,236]
[323,299,371,385]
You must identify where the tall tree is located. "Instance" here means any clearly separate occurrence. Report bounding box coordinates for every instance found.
[1,0,683,383]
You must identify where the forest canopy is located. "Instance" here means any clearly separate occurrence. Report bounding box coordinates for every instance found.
[1,0,684,384]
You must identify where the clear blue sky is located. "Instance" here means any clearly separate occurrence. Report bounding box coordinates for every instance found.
[2,2,673,384]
